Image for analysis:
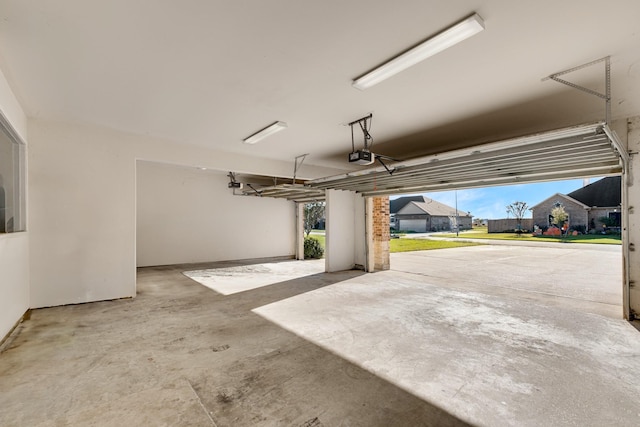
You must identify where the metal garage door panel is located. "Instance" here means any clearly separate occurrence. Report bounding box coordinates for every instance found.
[309,123,624,197]
[237,123,624,202]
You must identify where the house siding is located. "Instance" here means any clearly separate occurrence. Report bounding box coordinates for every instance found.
[589,207,621,230]
[431,216,450,231]
[458,217,473,230]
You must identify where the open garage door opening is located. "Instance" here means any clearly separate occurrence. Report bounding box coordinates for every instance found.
[305,122,631,319]
[227,122,634,320]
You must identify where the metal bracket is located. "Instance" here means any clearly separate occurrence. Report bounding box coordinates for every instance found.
[349,114,373,151]
[603,124,632,186]
[376,156,396,175]
[228,172,243,196]
[246,183,262,197]
[293,154,309,183]
[543,56,611,124]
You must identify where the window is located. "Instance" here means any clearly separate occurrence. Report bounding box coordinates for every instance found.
[0,118,25,233]
[608,211,621,227]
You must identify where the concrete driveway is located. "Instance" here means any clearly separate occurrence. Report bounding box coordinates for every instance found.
[392,243,622,318]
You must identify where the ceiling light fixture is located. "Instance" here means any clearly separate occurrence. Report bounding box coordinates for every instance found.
[352,13,485,90]
[243,121,288,144]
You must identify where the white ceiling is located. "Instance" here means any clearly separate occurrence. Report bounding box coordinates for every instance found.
[1,1,639,171]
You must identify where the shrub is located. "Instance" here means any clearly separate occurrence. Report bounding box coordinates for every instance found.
[304,237,324,259]
[570,225,586,234]
[599,216,619,227]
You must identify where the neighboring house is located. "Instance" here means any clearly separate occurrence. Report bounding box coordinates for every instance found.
[393,196,472,232]
[531,176,621,231]
[390,195,424,229]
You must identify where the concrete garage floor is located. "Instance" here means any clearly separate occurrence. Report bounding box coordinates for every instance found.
[1,245,639,426]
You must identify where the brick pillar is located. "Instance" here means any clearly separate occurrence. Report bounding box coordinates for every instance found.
[372,196,390,271]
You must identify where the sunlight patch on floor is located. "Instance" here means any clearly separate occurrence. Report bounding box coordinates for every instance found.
[183,259,324,295]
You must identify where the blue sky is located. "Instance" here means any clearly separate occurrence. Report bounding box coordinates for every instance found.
[391,177,602,220]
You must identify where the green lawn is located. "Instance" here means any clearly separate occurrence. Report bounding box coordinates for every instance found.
[307,227,621,251]
[305,234,480,253]
[438,229,621,245]
[390,238,481,252]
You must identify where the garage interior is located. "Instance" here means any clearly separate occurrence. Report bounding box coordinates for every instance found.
[1,2,640,426]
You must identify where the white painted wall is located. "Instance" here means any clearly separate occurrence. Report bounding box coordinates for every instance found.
[28,122,137,307]
[136,161,295,266]
[0,232,29,339]
[0,68,27,143]
[0,66,29,340]
[27,120,341,308]
[325,189,365,272]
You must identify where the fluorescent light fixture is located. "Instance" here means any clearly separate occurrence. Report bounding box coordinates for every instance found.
[243,121,288,144]
[352,13,485,90]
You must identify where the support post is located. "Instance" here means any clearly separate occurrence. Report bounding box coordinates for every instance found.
[371,197,391,271]
[296,202,304,260]
[325,189,355,272]
[626,116,640,320]
[325,189,366,272]
[366,198,374,272]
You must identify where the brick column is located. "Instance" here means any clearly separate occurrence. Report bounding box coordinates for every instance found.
[372,196,390,271]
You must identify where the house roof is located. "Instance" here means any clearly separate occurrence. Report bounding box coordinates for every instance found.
[567,176,621,207]
[530,193,590,210]
[397,198,472,218]
[390,196,425,214]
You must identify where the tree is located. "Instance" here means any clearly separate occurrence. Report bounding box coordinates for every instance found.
[506,201,529,233]
[303,202,325,237]
[550,205,568,229]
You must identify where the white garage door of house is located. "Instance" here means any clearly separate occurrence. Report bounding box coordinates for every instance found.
[399,219,427,233]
